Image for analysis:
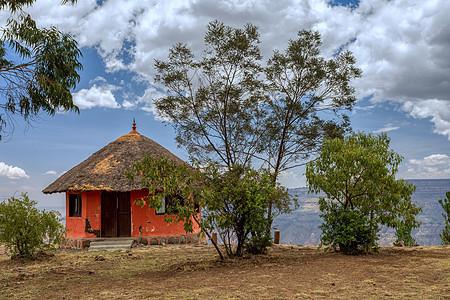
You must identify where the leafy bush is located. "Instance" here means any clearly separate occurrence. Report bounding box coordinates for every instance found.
[394,220,418,247]
[0,193,65,259]
[204,165,289,257]
[318,199,378,255]
[306,133,421,254]
[128,155,291,259]
[438,192,450,245]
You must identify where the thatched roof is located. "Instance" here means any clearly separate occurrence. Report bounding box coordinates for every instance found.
[43,126,187,194]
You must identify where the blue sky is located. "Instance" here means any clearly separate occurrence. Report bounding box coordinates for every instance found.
[1,0,450,212]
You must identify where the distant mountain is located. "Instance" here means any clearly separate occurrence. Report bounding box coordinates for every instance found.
[273,179,450,246]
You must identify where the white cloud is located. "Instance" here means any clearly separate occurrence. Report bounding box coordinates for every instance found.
[45,170,58,176]
[72,84,121,109]
[402,100,450,140]
[354,104,376,112]
[373,123,400,134]
[20,0,450,135]
[137,87,166,114]
[278,169,307,189]
[0,162,30,179]
[121,86,168,119]
[405,154,450,179]
[89,76,107,84]
[122,100,137,110]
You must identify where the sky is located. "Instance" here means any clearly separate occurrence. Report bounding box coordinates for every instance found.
[1,0,449,212]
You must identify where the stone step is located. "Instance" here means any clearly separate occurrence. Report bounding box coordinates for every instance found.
[89,239,135,251]
[90,239,135,246]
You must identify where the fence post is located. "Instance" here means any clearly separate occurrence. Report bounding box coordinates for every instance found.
[274,230,280,244]
[212,232,218,245]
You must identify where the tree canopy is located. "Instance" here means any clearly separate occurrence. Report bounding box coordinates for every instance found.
[154,21,362,238]
[154,21,361,174]
[0,0,81,140]
[155,20,266,168]
[263,30,361,178]
[306,132,421,251]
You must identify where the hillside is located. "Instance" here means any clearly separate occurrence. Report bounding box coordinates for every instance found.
[1,244,449,299]
[275,179,450,246]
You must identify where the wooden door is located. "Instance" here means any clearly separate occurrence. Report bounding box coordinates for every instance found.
[117,192,131,237]
[101,191,117,237]
[101,191,131,237]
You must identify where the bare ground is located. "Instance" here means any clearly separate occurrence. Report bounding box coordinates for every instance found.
[0,243,449,299]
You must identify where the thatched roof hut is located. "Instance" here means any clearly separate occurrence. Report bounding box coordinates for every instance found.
[43,123,186,194]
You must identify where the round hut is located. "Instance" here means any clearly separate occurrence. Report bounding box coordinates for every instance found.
[43,122,201,249]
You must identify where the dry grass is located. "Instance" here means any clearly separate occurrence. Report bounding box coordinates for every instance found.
[0,244,449,299]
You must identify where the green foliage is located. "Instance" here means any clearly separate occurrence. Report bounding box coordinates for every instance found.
[263,30,361,177]
[154,20,266,168]
[127,155,291,258]
[0,0,81,140]
[318,199,377,255]
[154,20,361,243]
[394,220,418,247]
[0,193,65,259]
[306,132,422,253]
[126,155,201,234]
[201,165,290,257]
[155,21,361,175]
[438,192,450,245]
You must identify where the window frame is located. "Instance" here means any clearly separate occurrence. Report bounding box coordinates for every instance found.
[68,193,82,218]
[155,195,166,215]
[154,194,186,215]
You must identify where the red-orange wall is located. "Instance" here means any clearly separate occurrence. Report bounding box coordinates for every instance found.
[130,189,200,237]
[65,190,200,239]
[65,191,101,238]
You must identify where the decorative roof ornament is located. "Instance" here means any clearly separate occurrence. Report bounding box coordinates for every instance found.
[130,118,138,134]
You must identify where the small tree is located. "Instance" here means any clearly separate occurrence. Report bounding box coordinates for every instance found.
[201,164,290,256]
[127,155,290,259]
[0,193,65,259]
[306,132,421,254]
[438,192,450,245]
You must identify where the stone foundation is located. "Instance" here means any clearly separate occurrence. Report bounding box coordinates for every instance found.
[60,233,205,249]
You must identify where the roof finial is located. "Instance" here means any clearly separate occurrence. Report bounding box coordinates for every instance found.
[130,118,139,134]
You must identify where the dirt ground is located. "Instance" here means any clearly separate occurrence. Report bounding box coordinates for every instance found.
[0,243,449,299]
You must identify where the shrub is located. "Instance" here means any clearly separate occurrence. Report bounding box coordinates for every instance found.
[438,192,450,245]
[0,193,65,259]
[394,220,418,247]
[318,199,378,255]
[306,133,421,254]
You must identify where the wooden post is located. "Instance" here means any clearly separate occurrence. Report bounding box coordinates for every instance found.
[274,230,280,244]
[212,232,218,245]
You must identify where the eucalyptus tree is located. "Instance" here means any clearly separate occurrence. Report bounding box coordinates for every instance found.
[263,30,361,179]
[154,20,267,168]
[0,0,82,140]
[154,21,362,242]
